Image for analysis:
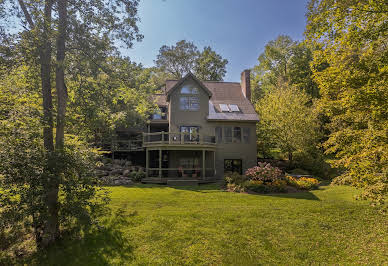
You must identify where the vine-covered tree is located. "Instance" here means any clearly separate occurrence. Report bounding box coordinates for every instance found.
[306,0,388,207]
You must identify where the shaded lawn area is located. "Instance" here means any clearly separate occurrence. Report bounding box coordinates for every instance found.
[27,184,387,265]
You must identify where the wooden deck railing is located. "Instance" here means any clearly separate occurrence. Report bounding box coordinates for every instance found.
[143,132,216,145]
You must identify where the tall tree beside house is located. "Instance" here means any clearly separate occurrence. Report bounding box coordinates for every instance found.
[256,84,321,167]
[155,40,228,80]
[251,35,319,102]
[305,0,388,207]
[194,46,228,81]
[0,0,142,248]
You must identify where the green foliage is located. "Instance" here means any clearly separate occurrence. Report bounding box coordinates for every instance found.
[246,180,288,193]
[306,0,388,207]
[224,172,248,192]
[130,170,145,182]
[194,46,228,81]
[256,84,322,164]
[0,64,110,251]
[66,56,157,144]
[155,40,228,80]
[252,35,319,101]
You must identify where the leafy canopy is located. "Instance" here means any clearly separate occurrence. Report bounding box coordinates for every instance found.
[305,0,388,207]
[155,40,228,80]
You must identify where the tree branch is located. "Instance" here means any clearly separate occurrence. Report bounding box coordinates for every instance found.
[17,0,35,28]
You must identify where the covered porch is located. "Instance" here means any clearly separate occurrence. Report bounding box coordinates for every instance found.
[144,146,217,183]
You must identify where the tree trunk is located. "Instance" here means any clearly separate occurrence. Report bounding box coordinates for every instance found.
[41,0,68,247]
[36,0,56,248]
[55,0,68,150]
[38,0,60,248]
[288,151,293,167]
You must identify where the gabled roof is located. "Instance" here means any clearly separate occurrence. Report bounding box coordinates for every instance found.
[158,73,259,122]
[166,72,212,100]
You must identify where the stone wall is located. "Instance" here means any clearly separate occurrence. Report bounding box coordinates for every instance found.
[95,158,145,185]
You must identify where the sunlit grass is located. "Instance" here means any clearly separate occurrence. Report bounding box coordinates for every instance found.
[23,184,388,265]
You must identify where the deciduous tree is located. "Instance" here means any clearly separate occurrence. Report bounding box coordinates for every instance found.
[305,0,388,207]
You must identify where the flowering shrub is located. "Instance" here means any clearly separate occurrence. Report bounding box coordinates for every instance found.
[245,163,283,182]
[285,176,320,190]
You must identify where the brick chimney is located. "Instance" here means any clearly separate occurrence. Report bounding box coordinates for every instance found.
[241,69,251,101]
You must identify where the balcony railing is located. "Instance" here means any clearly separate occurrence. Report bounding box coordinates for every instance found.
[112,139,143,151]
[142,132,216,146]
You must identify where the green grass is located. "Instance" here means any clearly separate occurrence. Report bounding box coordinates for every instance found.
[28,184,387,265]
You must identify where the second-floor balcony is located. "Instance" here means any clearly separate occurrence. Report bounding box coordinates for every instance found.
[142,132,216,148]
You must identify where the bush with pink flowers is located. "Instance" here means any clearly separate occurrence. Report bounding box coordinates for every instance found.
[245,163,283,182]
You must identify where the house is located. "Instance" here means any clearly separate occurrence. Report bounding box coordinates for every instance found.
[112,70,259,184]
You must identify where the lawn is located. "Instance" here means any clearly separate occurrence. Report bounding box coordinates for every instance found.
[27,184,387,265]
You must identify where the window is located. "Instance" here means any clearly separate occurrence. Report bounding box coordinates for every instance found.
[224,159,242,174]
[243,128,250,144]
[151,107,167,120]
[224,127,232,143]
[180,96,199,111]
[215,127,222,144]
[180,126,199,142]
[181,86,199,94]
[229,104,239,112]
[233,127,241,143]
[219,104,230,112]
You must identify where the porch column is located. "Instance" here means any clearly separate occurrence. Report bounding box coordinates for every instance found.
[145,148,149,178]
[213,151,216,177]
[159,148,162,178]
[202,150,205,179]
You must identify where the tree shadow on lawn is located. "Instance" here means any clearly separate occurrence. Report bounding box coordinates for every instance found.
[128,183,224,193]
[263,190,321,201]
[25,209,135,265]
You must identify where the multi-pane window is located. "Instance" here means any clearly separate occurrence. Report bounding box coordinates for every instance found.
[243,128,250,144]
[180,126,199,142]
[233,127,241,143]
[181,86,199,94]
[215,127,222,144]
[180,96,199,111]
[151,107,167,120]
[224,159,242,174]
[224,127,232,143]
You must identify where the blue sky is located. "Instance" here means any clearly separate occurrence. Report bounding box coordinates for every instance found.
[123,0,309,82]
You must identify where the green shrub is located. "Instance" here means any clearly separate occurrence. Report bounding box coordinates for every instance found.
[135,170,145,182]
[289,168,310,175]
[224,172,248,185]
[129,170,145,182]
[246,180,287,193]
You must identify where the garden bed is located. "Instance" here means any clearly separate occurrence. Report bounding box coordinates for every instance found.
[225,163,321,194]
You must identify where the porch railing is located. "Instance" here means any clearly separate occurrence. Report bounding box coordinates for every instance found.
[143,132,216,145]
[146,168,216,179]
[111,139,143,151]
